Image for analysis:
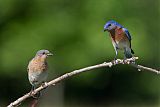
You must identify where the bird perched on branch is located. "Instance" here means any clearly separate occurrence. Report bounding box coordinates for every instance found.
[27,50,53,98]
[104,20,134,60]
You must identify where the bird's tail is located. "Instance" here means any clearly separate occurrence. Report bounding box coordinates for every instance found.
[124,48,133,58]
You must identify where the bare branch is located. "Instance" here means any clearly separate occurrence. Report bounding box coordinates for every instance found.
[131,64,159,74]
[7,57,159,107]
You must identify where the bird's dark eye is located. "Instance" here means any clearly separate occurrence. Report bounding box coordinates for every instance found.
[108,24,111,26]
[42,52,45,55]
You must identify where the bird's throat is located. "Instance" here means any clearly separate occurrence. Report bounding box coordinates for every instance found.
[109,29,115,36]
[35,56,47,63]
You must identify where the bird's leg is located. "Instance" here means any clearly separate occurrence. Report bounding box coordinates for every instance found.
[30,85,35,94]
[30,85,40,99]
[114,50,118,60]
[30,86,36,97]
[32,82,48,99]
[123,51,127,64]
[112,48,118,64]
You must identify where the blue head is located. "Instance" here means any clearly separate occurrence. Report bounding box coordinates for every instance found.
[104,20,123,32]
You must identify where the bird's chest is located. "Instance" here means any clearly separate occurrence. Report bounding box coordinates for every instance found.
[28,60,48,73]
[110,30,128,49]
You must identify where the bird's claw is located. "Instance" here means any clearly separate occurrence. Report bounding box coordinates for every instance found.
[123,57,136,64]
[111,59,117,65]
[30,89,35,95]
[41,82,47,88]
[30,90,36,98]
[30,90,40,99]
[123,59,127,64]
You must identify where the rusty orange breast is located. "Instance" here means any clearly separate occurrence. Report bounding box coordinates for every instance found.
[28,56,48,73]
[115,28,128,42]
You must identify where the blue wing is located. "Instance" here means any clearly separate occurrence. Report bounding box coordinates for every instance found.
[123,28,131,41]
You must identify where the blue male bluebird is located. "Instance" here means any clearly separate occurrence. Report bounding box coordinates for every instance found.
[27,50,53,97]
[104,20,134,60]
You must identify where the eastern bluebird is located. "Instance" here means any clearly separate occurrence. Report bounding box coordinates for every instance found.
[27,50,53,97]
[104,20,134,60]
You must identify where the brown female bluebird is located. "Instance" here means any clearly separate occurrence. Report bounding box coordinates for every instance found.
[27,50,53,95]
[104,20,134,60]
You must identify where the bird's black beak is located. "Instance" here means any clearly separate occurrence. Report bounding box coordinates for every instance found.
[104,28,108,32]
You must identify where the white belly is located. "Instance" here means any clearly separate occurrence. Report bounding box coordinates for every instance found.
[115,40,130,50]
[28,71,48,86]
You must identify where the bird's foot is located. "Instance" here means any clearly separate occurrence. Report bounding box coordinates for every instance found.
[30,90,40,99]
[30,90,37,98]
[111,59,117,65]
[41,82,48,89]
[30,89,35,95]
[130,57,136,64]
[123,59,127,64]
[123,57,136,64]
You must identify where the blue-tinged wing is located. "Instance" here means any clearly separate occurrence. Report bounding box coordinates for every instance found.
[122,28,131,41]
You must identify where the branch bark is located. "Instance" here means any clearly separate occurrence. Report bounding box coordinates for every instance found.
[7,57,159,107]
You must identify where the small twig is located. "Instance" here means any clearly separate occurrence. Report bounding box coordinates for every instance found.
[131,64,160,74]
[7,57,159,107]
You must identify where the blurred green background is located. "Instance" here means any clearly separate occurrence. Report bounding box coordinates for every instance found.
[0,0,159,107]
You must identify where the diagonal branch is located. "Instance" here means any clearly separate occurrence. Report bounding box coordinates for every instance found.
[7,57,159,107]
